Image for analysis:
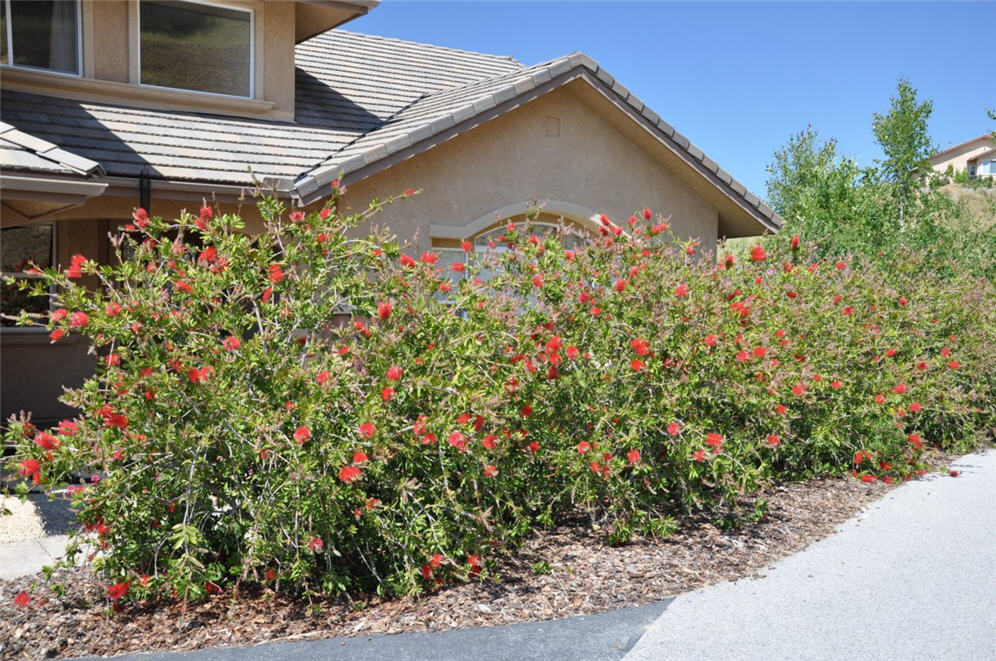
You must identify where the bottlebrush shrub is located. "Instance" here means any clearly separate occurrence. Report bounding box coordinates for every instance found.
[3,193,993,603]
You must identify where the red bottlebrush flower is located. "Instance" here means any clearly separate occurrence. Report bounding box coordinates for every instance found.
[630,359,645,372]
[752,346,767,358]
[261,286,273,303]
[703,334,718,347]
[860,474,877,483]
[482,434,498,450]
[776,404,787,414]
[386,365,403,381]
[421,564,433,579]
[104,301,122,317]
[58,420,79,436]
[107,582,130,601]
[294,426,311,444]
[566,346,580,359]
[705,433,724,447]
[19,459,41,478]
[448,431,467,451]
[892,383,908,394]
[627,215,637,226]
[461,240,473,252]
[377,301,392,320]
[13,591,30,608]
[358,422,376,439]
[685,245,696,255]
[613,278,627,292]
[532,274,544,288]
[264,568,277,581]
[316,370,331,385]
[308,537,324,552]
[642,207,652,220]
[527,440,540,453]
[790,235,800,250]
[948,469,959,477]
[421,251,439,265]
[885,348,897,357]
[736,350,750,363]
[352,451,368,464]
[51,308,68,322]
[289,210,305,223]
[34,432,58,451]
[842,306,854,316]
[521,404,533,418]
[692,449,706,462]
[381,386,395,402]
[854,450,872,465]
[940,347,951,357]
[792,383,807,397]
[916,361,928,370]
[947,360,960,370]
[750,245,767,262]
[546,335,563,354]
[577,441,591,454]
[133,208,149,225]
[909,402,922,412]
[908,434,923,450]
[631,338,650,356]
[767,434,781,447]
[69,311,89,328]
[674,283,689,297]
[898,297,908,306]
[339,465,362,482]
[627,449,641,465]
[667,422,682,436]
[223,336,241,351]
[400,254,417,268]
[831,380,843,389]
[268,264,284,283]
[651,222,668,235]
[484,464,498,478]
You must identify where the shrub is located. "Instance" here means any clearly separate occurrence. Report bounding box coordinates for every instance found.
[4,193,993,603]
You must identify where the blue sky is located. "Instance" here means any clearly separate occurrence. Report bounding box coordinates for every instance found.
[350,1,995,199]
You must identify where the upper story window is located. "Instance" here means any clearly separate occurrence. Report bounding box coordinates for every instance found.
[0,0,81,75]
[139,0,253,98]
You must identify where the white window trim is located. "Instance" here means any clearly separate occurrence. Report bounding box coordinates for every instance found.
[1,0,83,78]
[136,0,255,99]
[1,222,58,333]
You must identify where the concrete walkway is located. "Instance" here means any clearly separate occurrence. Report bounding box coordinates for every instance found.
[624,449,996,661]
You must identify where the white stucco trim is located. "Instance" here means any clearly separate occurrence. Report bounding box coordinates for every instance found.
[429,199,603,239]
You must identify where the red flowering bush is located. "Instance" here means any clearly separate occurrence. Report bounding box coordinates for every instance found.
[3,192,993,602]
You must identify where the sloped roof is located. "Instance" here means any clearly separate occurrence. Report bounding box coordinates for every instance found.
[967,147,996,163]
[0,30,779,231]
[0,121,104,176]
[931,134,994,162]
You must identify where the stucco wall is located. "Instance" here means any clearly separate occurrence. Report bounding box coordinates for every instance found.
[339,82,720,252]
[931,140,995,174]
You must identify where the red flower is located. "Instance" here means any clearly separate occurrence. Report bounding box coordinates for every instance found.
[892,383,908,394]
[909,402,922,412]
[667,422,682,436]
[13,591,30,608]
[400,254,417,268]
[792,383,806,396]
[627,449,641,465]
[521,404,533,418]
[461,240,473,252]
[613,278,627,292]
[532,274,544,288]
[853,450,872,465]
[264,568,277,581]
[947,360,960,370]
[448,431,468,451]
[630,359,645,371]
[908,434,923,450]
[736,350,749,363]
[107,581,131,601]
[451,262,466,273]
[898,297,908,306]
[940,347,951,357]
[34,432,58,451]
[381,386,394,402]
[630,338,650,356]
[750,245,767,262]
[705,433,724,447]
[842,306,853,316]
[386,366,403,381]
[261,287,273,303]
[482,434,498,450]
[268,264,284,283]
[566,346,580,359]
[948,469,959,477]
[339,465,362,482]
[353,451,368,463]
[835,260,846,270]
[377,301,392,320]
[19,459,40,478]
[294,426,311,444]
[767,434,781,447]
[289,210,305,223]
[860,474,877,483]
[752,346,767,358]
[674,283,689,297]
[223,336,241,351]
[308,537,324,552]
[69,311,89,328]
[775,404,787,414]
[527,440,539,453]
[484,464,498,478]
[692,449,706,462]
[58,420,79,436]
[790,235,800,250]
[831,380,843,389]
[358,422,376,439]
[421,251,439,265]
[577,441,591,454]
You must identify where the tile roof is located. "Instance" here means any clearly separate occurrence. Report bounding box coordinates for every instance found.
[0,30,779,231]
[0,121,104,176]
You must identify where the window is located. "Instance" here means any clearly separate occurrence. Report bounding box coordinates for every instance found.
[1,224,55,327]
[139,0,253,97]
[0,0,81,75]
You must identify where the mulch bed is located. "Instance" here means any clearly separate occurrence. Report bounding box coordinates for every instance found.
[0,458,962,660]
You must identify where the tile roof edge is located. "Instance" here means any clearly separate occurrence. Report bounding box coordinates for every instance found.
[318,29,525,67]
[292,54,782,231]
[0,121,105,177]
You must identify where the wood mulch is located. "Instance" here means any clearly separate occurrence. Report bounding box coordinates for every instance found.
[0,457,961,660]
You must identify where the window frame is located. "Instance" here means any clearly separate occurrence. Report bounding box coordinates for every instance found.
[1,0,83,78]
[136,0,255,99]
[1,222,58,331]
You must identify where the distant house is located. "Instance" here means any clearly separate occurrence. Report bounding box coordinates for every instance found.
[0,0,780,425]
[930,135,996,179]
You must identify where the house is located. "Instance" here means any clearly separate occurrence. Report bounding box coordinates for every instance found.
[930,134,996,179]
[0,0,780,425]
